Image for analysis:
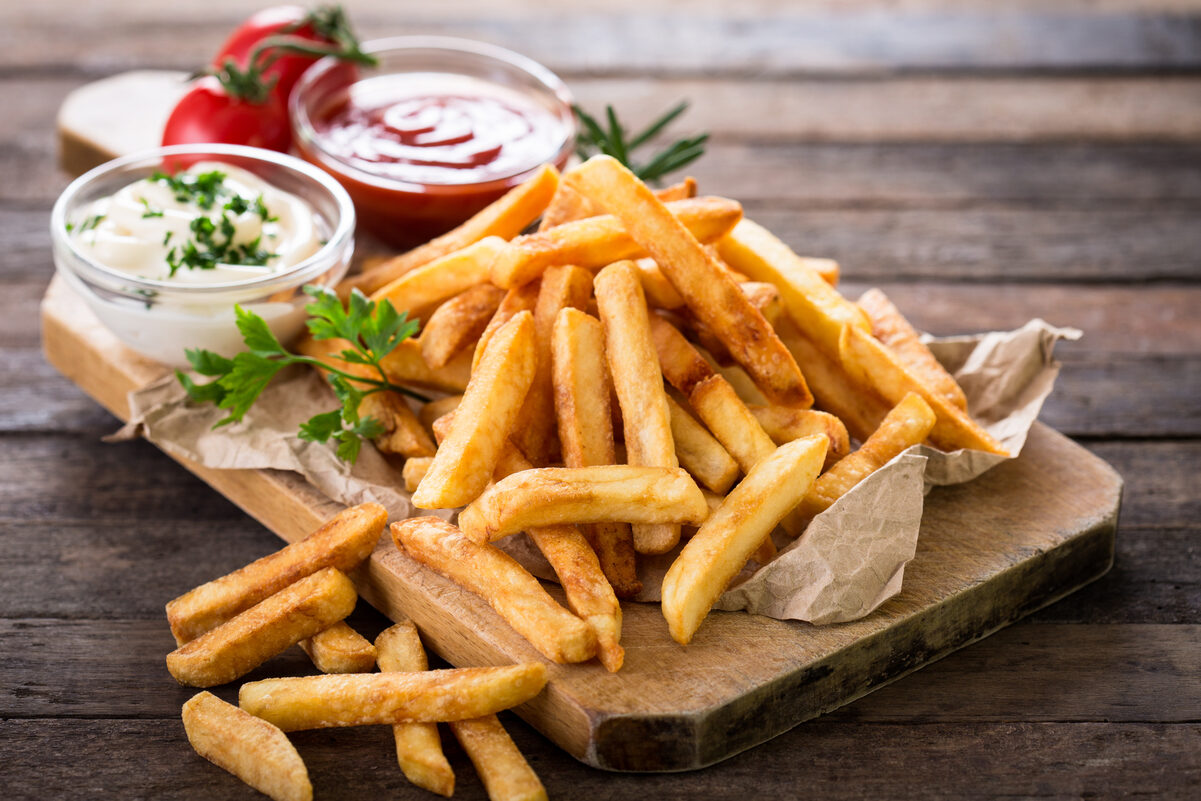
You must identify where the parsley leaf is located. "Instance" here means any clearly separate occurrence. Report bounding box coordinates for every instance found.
[176,285,426,462]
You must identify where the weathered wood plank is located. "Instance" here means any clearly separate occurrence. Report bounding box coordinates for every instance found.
[4,717,1198,800]
[7,2,1201,76]
[3,619,1197,723]
[1087,441,1201,529]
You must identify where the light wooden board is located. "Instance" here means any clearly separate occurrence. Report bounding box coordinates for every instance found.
[40,275,1122,771]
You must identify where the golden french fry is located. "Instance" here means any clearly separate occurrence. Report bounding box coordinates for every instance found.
[549,308,641,598]
[298,621,376,674]
[182,691,311,801]
[391,517,598,664]
[375,622,455,798]
[748,404,850,469]
[239,663,548,731]
[666,395,739,494]
[512,264,594,464]
[474,279,542,371]
[491,196,744,289]
[413,311,537,509]
[774,315,893,442]
[166,503,386,645]
[420,283,506,369]
[402,456,433,493]
[490,443,625,672]
[800,392,937,518]
[457,466,708,543]
[371,237,506,321]
[167,567,357,687]
[717,217,840,289]
[365,338,474,394]
[662,436,828,644]
[839,325,1007,455]
[857,288,968,411]
[717,218,869,360]
[634,259,686,309]
[594,260,681,554]
[647,315,776,474]
[565,157,811,408]
[539,177,696,231]
[418,395,462,432]
[341,164,559,298]
[450,715,548,801]
[359,389,437,458]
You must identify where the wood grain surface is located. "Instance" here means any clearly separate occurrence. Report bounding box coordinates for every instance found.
[4,0,1200,797]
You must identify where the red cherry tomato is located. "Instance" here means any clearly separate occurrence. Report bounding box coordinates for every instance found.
[162,76,291,151]
[211,5,327,103]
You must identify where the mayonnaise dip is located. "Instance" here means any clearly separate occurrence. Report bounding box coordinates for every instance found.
[67,162,321,285]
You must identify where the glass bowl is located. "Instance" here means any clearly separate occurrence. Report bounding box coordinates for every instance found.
[290,36,574,248]
[51,143,355,367]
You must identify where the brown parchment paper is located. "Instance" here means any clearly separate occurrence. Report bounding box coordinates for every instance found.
[114,319,1078,626]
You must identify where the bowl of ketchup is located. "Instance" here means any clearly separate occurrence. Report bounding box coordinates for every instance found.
[290,37,575,249]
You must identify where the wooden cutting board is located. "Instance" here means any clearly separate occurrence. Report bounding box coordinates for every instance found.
[46,72,1123,772]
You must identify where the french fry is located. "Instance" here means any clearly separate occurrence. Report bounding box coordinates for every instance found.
[716,218,869,359]
[634,258,685,309]
[295,337,437,458]
[512,264,594,464]
[166,503,386,645]
[340,164,559,298]
[716,217,840,287]
[371,236,507,321]
[418,395,462,432]
[647,315,776,475]
[450,716,548,801]
[564,157,811,408]
[594,261,681,554]
[391,517,598,664]
[298,621,377,674]
[666,395,739,494]
[402,456,433,493]
[167,567,358,687]
[239,663,549,731]
[474,280,542,371]
[839,325,1007,454]
[375,622,455,798]
[748,405,850,469]
[773,315,893,442]
[373,339,474,394]
[799,392,937,518]
[491,444,625,672]
[857,288,968,411]
[457,466,708,543]
[539,177,697,231]
[661,435,828,645]
[359,390,437,458]
[413,311,537,509]
[420,283,505,369]
[550,307,641,598]
[491,196,744,289]
[182,691,311,801]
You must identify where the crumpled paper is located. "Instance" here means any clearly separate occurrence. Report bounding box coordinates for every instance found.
[112,319,1078,626]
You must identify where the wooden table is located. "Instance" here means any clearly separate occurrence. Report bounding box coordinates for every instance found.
[4,2,1200,798]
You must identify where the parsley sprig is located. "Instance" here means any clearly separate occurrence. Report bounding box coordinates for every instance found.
[177,285,425,463]
[574,101,708,183]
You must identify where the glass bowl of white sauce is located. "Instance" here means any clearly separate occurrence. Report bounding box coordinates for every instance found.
[51,144,355,366]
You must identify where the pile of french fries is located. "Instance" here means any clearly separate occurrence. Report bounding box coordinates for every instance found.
[167,504,549,801]
[303,155,1006,659]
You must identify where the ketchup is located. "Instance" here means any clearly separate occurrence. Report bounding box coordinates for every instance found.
[295,72,572,248]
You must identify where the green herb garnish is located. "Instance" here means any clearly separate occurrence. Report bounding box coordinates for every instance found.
[177,285,425,463]
[574,101,708,184]
[138,197,164,218]
[152,169,227,210]
[70,213,106,234]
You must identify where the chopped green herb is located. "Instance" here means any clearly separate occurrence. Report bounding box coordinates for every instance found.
[167,208,276,276]
[151,169,228,210]
[138,197,164,219]
[163,230,174,246]
[224,194,250,216]
[65,222,74,232]
[253,194,278,222]
[72,213,106,233]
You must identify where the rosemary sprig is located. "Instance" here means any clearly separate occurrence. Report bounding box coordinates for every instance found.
[574,101,709,183]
